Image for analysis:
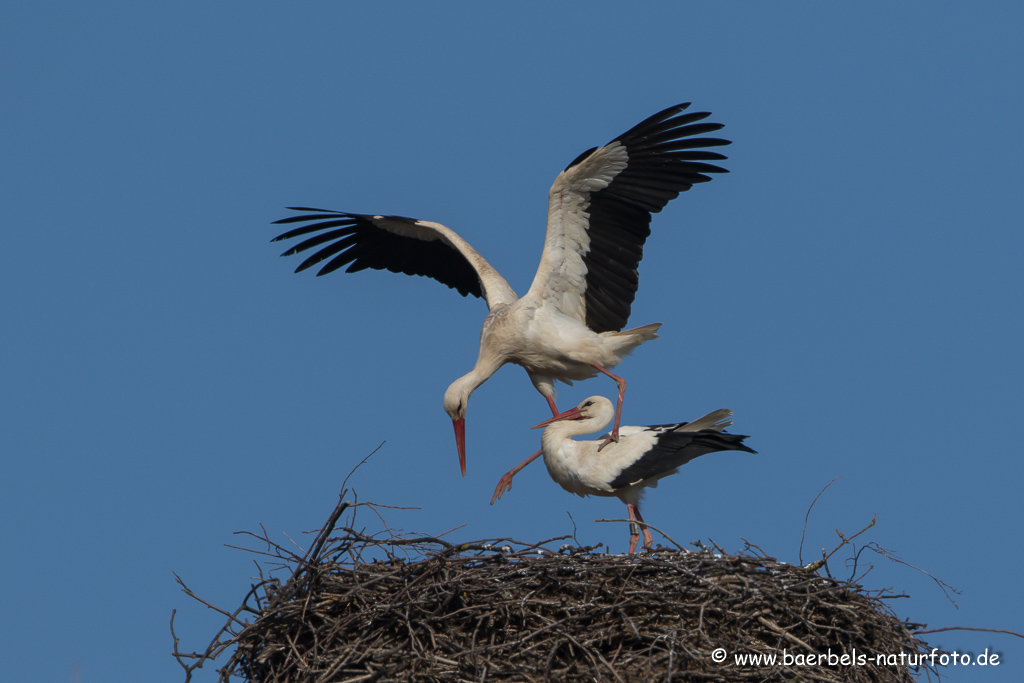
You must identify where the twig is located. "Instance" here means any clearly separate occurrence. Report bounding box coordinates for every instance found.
[864,542,961,607]
[913,626,1024,639]
[803,514,875,574]
[800,476,840,565]
[341,442,385,492]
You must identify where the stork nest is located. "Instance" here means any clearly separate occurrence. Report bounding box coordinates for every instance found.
[173,495,936,682]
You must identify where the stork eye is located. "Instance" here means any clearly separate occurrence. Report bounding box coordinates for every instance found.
[583,401,593,407]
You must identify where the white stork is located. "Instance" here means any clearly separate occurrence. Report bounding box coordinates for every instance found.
[271,103,730,476]
[492,396,756,553]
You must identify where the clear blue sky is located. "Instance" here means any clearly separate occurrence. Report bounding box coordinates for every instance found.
[2,3,1022,681]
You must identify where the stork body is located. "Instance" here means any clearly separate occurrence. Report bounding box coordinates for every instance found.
[272,103,730,475]
[494,396,756,553]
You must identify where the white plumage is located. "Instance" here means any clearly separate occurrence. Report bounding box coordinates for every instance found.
[493,396,756,553]
[272,103,730,475]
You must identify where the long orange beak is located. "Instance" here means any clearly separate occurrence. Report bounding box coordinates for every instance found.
[453,417,466,476]
[532,406,583,429]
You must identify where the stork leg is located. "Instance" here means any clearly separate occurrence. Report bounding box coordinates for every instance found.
[491,449,542,505]
[490,394,558,505]
[592,364,626,451]
[626,503,641,553]
[544,394,560,417]
[633,505,654,551]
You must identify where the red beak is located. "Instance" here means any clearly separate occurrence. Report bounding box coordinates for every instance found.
[453,417,466,476]
[532,406,583,429]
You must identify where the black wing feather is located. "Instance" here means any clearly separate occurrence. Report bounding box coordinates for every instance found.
[271,210,484,299]
[608,429,755,490]
[578,103,731,332]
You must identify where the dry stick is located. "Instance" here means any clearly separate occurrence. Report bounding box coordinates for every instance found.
[170,597,250,680]
[707,537,728,555]
[913,626,1024,639]
[304,496,351,566]
[739,537,769,557]
[799,475,840,566]
[221,541,288,561]
[803,514,876,574]
[566,511,580,547]
[757,615,816,652]
[170,610,199,683]
[366,500,424,540]
[341,442,385,491]
[173,573,249,629]
[863,542,961,607]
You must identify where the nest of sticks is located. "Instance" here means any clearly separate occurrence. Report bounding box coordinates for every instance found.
[174,493,936,683]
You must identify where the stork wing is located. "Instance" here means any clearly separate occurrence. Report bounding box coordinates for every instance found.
[526,103,731,332]
[608,424,756,490]
[271,209,517,310]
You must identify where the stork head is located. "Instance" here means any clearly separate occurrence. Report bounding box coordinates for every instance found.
[443,378,474,477]
[532,396,615,433]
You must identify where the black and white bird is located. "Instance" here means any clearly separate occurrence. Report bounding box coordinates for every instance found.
[271,103,730,476]
[492,396,756,553]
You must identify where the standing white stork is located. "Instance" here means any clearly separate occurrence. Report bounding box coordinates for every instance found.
[271,103,730,476]
[492,396,756,553]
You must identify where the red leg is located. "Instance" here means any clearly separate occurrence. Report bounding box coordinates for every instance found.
[592,364,626,451]
[626,503,641,553]
[544,393,559,417]
[633,505,654,551]
[493,395,557,505]
[491,449,542,505]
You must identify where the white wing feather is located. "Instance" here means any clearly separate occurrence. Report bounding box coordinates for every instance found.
[523,142,629,322]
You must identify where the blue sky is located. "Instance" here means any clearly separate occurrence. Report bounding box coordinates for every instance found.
[2,3,1022,681]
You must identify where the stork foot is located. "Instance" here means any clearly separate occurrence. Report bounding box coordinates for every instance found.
[490,471,515,505]
[596,430,620,452]
[491,449,543,505]
[592,364,627,451]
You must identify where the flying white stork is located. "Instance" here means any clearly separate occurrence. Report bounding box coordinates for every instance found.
[271,103,730,476]
[492,396,756,553]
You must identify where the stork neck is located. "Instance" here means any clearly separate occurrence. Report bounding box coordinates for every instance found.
[469,346,506,384]
[542,415,609,445]
[451,355,504,402]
